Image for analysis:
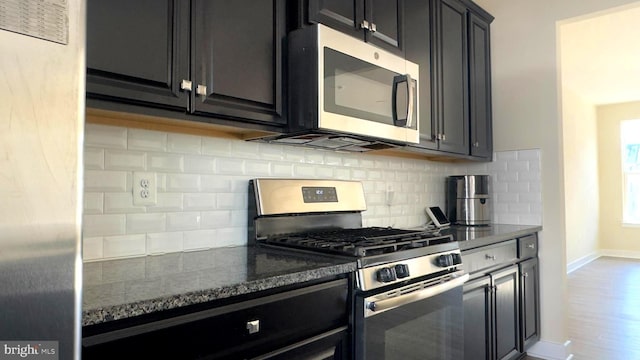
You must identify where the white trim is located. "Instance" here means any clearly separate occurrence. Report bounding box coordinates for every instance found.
[566,252,599,274]
[527,340,572,360]
[600,249,640,259]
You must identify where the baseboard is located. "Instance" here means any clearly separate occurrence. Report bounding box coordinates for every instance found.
[566,252,599,274]
[599,249,640,259]
[527,340,572,360]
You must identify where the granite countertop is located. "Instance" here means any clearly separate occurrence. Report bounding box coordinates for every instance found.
[83,245,356,326]
[438,223,542,251]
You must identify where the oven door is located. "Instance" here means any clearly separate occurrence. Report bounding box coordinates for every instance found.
[355,272,469,360]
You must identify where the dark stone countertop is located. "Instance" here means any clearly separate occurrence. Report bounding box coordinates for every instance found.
[437,224,542,251]
[82,245,356,326]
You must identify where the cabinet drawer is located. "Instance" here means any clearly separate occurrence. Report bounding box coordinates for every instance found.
[462,240,517,274]
[518,234,538,259]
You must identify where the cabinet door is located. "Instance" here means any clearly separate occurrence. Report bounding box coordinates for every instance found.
[519,258,540,351]
[433,0,469,155]
[308,0,363,38]
[492,265,521,360]
[468,12,493,159]
[192,0,286,125]
[463,276,492,360]
[405,0,436,150]
[365,0,404,54]
[86,0,189,109]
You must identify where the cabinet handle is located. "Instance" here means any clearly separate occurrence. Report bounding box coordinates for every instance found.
[474,141,480,147]
[196,84,207,96]
[246,319,260,334]
[522,272,529,278]
[442,134,446,141]
[180,79,192,91]
[527,244,535,249]
[360,20,370,30]
[485,254,496,260]
[370,22,377,32]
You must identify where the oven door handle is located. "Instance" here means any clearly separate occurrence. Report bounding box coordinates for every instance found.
[365,273,469,317]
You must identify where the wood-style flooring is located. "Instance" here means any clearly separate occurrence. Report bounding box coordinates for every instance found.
[566,257,640,359]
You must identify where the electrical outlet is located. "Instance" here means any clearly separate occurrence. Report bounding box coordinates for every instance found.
[133,172,157,206]
[386,185,395,206]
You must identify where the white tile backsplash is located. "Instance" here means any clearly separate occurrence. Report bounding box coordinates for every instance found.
[83,124,543,261]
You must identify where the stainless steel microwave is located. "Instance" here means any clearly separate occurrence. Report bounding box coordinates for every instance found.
[265,24,420,151]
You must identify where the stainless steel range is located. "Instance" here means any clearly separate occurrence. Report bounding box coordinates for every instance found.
[248,179,468,360]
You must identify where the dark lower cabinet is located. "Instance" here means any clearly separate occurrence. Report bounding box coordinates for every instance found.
[82,279,349,360]
[86,0,286,127]
[463,276,492,360]
[492,265,521,360]
[519,258,540,351]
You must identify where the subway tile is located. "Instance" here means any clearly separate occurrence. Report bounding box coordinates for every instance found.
[519,169,541,181]
[201,210,232,228]
[184,155,215,174]
[84,193,104,215]
[492,182,509,193]
[85,124,127,149]
[202,137,232,156]
[257,143,285,161]
[83,214,126,237]
[496,192,519,203]
[497,171,518,182]
[245,160,271,176]
[183,193,216,211]
[103,234,146,259]
[508,203,531,213]
[183,230,217,251]
[166,174,200,192]
[316,166,334,178]
[519,214,542,226]
[216,193,246,210]
[230,140,260,159]
[84,147,104,170]
[147,193,183,212]
[334,168,351,180]
[128,129,167,151]
[293,164,316,177]
[517,149,540,161]
[215,158,245,174]
[148,153,184,172]
[507,160,529,172]
[82,236,103,261]
[325,154,342,166]
[495,151,518,161]
[395,171,408,182]
[147,232,184,255]
[304,151,324,164]
[360,158,375,168]
[215,227,247,247]
[200,175,233,192]
[167,133,201,154]
[519,192,542,204]
[283,148,306,163]
[507,182,530,193]
[104,150,146,171]
[351,169,367,180]
[104,193,146,214]
[166,212,201,231]
[85,170,128,192]
[343,156,359,167]
[126,213,166,233]
[271,162,293,177]
[230,210,247,227]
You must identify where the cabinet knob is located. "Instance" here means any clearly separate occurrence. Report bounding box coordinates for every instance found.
[485,254,496,260]
[370,22,377,33]
[360,20,370,30]
[522,272,529,278]
[442,134,446,141]
[196,84,207,96]
[474,141,480,147]
[527,244,535,249]
[180,79,192,91]
[246,319,260,334]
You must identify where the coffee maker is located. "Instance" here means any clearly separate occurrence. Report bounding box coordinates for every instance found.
[446,175,491,226]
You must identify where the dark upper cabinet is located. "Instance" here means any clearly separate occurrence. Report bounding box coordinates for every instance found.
[519,258,540,352]
[86,0,190,109]
[463,276,493,360]
[86,0,286,127]
[468,11,493,158]
[308,0,404,54]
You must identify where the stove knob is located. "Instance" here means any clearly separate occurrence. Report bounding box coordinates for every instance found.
[436,254,454,267]
[395,264,410,279]
[376,267,397,283]
[452,253,462,265]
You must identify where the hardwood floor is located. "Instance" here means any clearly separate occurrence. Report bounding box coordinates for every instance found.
[566,256,640,359]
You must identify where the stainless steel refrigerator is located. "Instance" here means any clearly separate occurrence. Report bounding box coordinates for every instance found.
[0,0,85,359]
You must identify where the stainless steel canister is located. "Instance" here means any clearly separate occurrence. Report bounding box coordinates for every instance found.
[446,175,491,226]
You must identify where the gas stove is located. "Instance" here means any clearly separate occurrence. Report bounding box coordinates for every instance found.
[248,179,463,291]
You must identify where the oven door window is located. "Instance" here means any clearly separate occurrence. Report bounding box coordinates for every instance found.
[359,286,463,360]
[323,48,417,130]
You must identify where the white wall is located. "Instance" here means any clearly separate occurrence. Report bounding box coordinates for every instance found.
[598,101,640,255]
[472,0,640,357]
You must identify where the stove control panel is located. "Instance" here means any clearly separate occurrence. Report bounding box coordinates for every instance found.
[357,248,463,291]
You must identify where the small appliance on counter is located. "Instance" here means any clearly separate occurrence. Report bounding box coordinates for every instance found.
[447,175,492,226]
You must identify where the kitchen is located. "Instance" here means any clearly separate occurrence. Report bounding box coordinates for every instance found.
[2,0,640,359]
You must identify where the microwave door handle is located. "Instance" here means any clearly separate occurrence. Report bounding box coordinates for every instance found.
[392,74,408,127]
[406,74,415,128]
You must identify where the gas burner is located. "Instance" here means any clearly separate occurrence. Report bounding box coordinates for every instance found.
[265,227,454,257]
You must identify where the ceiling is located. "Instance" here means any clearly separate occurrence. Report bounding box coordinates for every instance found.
[560,4,640,105]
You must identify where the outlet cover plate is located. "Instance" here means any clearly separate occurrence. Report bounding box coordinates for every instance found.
[133,172,157,206]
